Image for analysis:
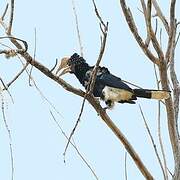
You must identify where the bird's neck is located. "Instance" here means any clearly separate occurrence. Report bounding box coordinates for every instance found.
[74,63,91,85]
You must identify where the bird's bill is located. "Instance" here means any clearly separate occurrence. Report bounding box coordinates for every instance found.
[56,57,70,76]
[58,66,71,76]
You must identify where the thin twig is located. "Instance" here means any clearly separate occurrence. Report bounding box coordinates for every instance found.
[154,64,169,180]
[29,28,37,86]
[159,28,162,48]
[72,0,84,57]
[88,23,108,94]
[50,111,99,180]
[151,0,169,34]
[88,0,108,93]
[138,104,166,180]
[124,151,128,180]
[63,98,86,162]
[147,0,164,61]
[1,3,9,20]
[140,0,151,47]
[50,58,58,72]
[165,0,176,63]
[122,79,143,89]
[7,0,14,35]
[175,31,180,47]
[157,101,169,180]
[0,36,28,53]
[92,0,106,28]
[1,93,14,180]
[63,0,108,160]
[0,77,14,103]
[167,168,173,177]
[154,18,158,36]
[6,62,29,88]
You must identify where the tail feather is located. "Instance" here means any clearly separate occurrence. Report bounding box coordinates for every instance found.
[133,89,170,100]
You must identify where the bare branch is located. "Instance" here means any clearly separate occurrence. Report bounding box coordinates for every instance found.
[7,0,14,35]
[29,28,37,86]
[124,152,128,180]
[92,0,106,28]
[151,0,169,34]
[6,62,29,88]
[169,48,180,127]
[140,0,151,47]
[1,93,14,180]
[0,36,28,53]
[165,0,176,63]
[0,77,14,103]
[119,0,159,65]
[139,104,166,180]
[175,31,180,47]
[1,3,9,20]
[50,58,58,72]
[88,23,108,94]
[157,101,169,180]
[122,79,143,89]
[153,64,169,180]
[64,0,108,162]
[72,0,84,57]
[146,0,164,61]
[63,98,86,162]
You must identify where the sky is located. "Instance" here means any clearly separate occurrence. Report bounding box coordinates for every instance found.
[0,0,180,180]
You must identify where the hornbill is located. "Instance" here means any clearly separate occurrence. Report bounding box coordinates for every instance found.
[56,53,170,109]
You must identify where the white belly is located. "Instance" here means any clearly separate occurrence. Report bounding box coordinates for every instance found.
[102,86,133,102]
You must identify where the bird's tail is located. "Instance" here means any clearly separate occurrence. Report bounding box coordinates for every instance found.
[133,89,170,100]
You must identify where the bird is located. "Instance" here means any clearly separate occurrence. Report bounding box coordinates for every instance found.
[56,53,170,109]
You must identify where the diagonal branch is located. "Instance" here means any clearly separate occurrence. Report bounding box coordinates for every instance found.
[6,62,29,88]
[146,0,164,61]
[88,0,108,94]
[10,38,154,180]
[63,0,108,161]
[139,104,167,180]
[1,3,9,20]
[119,0,159,65]
[7,0,14,35]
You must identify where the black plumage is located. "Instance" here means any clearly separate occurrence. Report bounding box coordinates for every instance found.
[56,53,170,109]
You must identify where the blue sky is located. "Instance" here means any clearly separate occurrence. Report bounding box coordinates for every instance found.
[0,0,180,180]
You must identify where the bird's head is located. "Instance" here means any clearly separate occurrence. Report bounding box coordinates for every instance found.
[56,53,85,76]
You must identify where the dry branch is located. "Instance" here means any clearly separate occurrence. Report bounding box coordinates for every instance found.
[72,0,84,57]
[6,37,154,179]
[139,104,167,180]
[63,0,108,161]
[151,0,169,34]
[146,0,164,60]
[1,94,14,180]
[7,0,14,35]
[119,0,159,66]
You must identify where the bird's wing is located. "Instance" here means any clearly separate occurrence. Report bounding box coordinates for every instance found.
[98,73,133,92]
